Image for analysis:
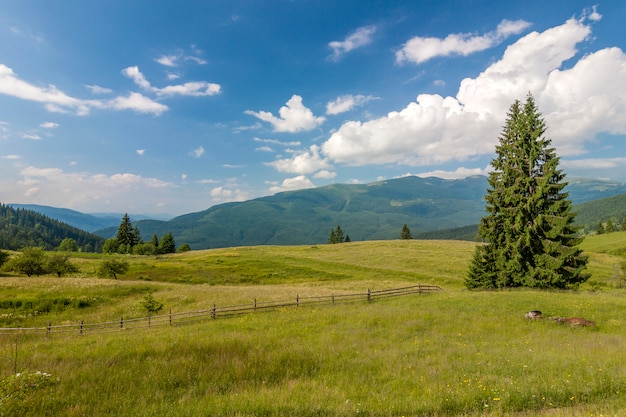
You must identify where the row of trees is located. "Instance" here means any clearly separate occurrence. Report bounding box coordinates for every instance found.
[102,214,186,255]
[0,247,79,277]
[597,218,626,234]
[0,246,132,279]
[328,225,351,244]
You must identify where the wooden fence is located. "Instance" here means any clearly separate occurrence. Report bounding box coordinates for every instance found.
[0,284,442,336]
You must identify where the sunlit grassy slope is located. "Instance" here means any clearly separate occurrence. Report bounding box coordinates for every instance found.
[1,236,625,416]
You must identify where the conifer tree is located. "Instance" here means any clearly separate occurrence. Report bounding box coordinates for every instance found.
[466,94,588,289]
[116,214,134,251]
[159,232,176,254]
[400,224,413,239]
[328,228,336,244]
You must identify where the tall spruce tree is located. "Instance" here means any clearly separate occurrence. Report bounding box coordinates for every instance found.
[116,213,134,250]
[466,94,588,289]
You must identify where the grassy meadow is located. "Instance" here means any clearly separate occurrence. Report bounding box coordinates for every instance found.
[1,233,625,416]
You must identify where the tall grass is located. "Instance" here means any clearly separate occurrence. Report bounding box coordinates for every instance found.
[1,238,625,416]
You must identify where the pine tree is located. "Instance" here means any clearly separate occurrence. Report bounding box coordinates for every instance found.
[466,94,588,289]
[327,228,336,244]
[116,214,134,252]
[334,225,344,243]
[400,224,413,239]
[159,232,176,254]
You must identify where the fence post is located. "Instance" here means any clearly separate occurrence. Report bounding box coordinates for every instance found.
[254,298,257,311]
[418,283,421,293]
[47,322,51,336]
[120,317,123,329]
[296,294,299,307]
[169,309,172,326]
[80,320,83,335]
[211,304,216,319]
[332,293,334,305]
[367,288,371,302]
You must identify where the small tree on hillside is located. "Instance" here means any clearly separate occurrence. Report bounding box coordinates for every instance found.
[466,94,588,289]
[400,224,413,239]
[46,253,79,277]
[58,238,78,252]
[97,258,129,279]
[5,247,48,277]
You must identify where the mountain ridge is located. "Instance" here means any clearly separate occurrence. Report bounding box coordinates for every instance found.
[6,176,626,250]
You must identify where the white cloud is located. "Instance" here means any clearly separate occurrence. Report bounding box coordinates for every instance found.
[0,64,167,115]
[122,65,221,97]
[313,170,336,179]
[328,25,376,61]
[269,175,315,193]
[40,122,59,129]
[413,166,491,179]
[155,54,179,67]
[21,133,41,140]
[322,16,626,168]
[253,137,301,146]
[245,95,325,133]
[255,146,274,152]
[210,186,249,203]
[267,145,331,174]
[326,94,378,115]
[2,154,20,160]
[85,84,113,94]
[396,19,531,64]
[562,157,626,170]
[583,5,602,22]
[185,56,207,65]
[105,92,168,115]
[136,149,146,156]
[192,146,205,158]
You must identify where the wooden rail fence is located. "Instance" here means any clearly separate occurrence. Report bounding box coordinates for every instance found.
[0,284,442,336]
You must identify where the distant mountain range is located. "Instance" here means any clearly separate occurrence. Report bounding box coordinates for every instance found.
[4,205,172,233]
[7,176,626,250]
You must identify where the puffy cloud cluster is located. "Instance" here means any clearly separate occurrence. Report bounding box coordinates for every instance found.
[268,175,316,193]
[0,58,220,116]
[396,19,531,64]
[321,15,626,168]
[245,95,325,133]
[3,165,175,212]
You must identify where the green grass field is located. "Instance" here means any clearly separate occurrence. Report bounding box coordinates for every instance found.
[1,233,625,416]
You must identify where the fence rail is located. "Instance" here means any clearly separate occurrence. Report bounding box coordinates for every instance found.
[0,284,442,336]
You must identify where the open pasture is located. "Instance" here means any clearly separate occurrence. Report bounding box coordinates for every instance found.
[1,235,625,416]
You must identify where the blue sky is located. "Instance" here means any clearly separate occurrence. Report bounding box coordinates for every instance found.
[1,1,625,216]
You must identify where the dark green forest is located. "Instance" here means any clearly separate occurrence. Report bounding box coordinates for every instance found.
[0,204,104,252]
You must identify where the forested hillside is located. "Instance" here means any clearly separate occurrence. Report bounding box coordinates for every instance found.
[0,204,105,252]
